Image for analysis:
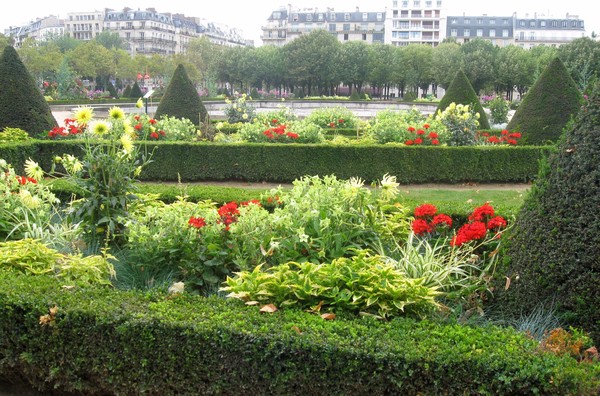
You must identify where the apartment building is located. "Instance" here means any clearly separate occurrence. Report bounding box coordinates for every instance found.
[446,13,585,48]
[261,6,386,46]
[64,11,104,41]
[386,0,444,47]
[5,15,64,47]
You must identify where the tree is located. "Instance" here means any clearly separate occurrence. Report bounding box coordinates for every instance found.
[129,81,143,98]
[390,46,408,98]
[17,38,62,85]
[495,45,535,101]
[154,64,207,126]
[94,31,124,50]
[497,80,600,344]
[0,46,57,136]
[253,45,285,94]
[402,44,434,96]
[435,69,490,129]
[68,41,114,91]
[368,43,395,99]
[431,42,461,91]
[507,57,582,144]
[460,39,497,94]
[558,37,600,91]
[338,41,372,95]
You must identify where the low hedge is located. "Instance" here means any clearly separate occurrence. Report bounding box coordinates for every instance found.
[0,141,553,184]
[1,271,598,395]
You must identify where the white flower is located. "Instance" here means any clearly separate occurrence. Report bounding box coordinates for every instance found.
[24,159,44,181]
[380,173,399,201]
[19,190,41,209]
[168,281,185,294]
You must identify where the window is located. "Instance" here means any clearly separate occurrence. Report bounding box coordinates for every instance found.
[529,32,535,40]
[451,18,457,24]
[540,21,546,27]
[343,33,348,40]
[413,0,420,7]
[330,13,336,20]
[502,29,509,37]
[402,0,408,7]
[343,24,350,31]
[519,31,524,40]
[490,19,496,25]
[552,20,558,27]
[411,21,421,28]
[464,19,470,24]
[411,31,421,38]
[425,0,432,7]
[477,29,483,37]
[572,21,577,27]
[393,0,398,7]
[344,13,350,21]
[519,20,525,26]
[450,28,457,36]
[464,28,470,36]
[489,29,495,37]
[329,23,336,32]
[376,13,383,21]
[530,21,535,27]
[318,14,323,21]
[478,18,483,24]
[503,19,509,25]
[361,22,368,30]
[362,33,367,40]
[400,22,410,29]
[437,0,442,7]
[562,20,567,27]
[293,14,299,21]
[306,14,312,21]
[362,13,368,21]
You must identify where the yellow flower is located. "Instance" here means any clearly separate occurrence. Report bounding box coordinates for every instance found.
[216,122,224,130]
[136,98,143,108]
[120,133,133,155]
[91,121,110,135]
[73,106,94,126]
[134,166,142,177]
[19,190,41,209]
[242,113,248,120]
[108,106,125,120]
[24,159,44,181]
[123,119,135,136]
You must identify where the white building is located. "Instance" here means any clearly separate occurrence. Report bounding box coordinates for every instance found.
[385,0,445,46]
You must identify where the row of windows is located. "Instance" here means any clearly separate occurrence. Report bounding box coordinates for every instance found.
[450,18,584,29]
[450,18,510,25]
[450,28,510,37]
[293,12,384,22]
[392,0,442,8]
[69,14,102,21]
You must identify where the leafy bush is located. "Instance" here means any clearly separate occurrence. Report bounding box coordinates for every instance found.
[304,106,358,129]
[435,69,490,129]
[129,81,143,98]
[155,116,198,141]
[239,119,324,144]
[223,250,440,319]
[0,127,31,142]
[436,102,480,146]
[487,96,510,125]
[223,93,256,123]
[368,108,447,144]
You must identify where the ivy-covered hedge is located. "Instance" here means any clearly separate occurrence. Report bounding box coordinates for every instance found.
[1,272,598,395]
[0,141,552,184]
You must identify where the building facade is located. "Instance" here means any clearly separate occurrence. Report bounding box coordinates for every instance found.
[261,6,386,46]
[446,13,585,48]
[385,0,444,47]
[64,11,104,41]
[5,15,64,47]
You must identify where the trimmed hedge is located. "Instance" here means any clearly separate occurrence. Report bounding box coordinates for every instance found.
[0,141,552,184]
[1,272,598,395]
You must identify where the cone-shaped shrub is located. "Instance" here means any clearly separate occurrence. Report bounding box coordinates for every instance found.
[122,84,132,98]
[497,81,600,344]
[435,69,490,129]
[0,46,57,136]
[107,81,118,98]
[507,57,582,145]
[154,64,207,126]
[129,81,143,98]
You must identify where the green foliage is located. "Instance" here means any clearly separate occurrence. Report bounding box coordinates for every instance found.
[497,80,600,344]
[368,108,446,144]
[129,81,143,98]
[436,102,480,146]
[223,250,440,319]
[1,271,598,395]
[238,120,325,144]
[107,81,118,98]
[122,84,132,98]
[223,93,256,123]
[507,57,582,145]
[304,106,358,129]
[154,64,208,126]
[435,69,491,129]
[155,116,198,141]
[0,127,31,142]
[487,96,510,125]
[0,46,58,136]
[0,239,115,285]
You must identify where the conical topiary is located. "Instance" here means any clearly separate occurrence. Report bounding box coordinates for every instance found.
[435,69,490,129]
[122,84,132,98]
[507,57,582,145]
[496,80,600,344]
[129,81,143,98]
[154,64,207,125]
[107,81,118,98]
[0,46,57,136]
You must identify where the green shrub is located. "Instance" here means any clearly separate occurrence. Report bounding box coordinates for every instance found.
[129,81,143,98]
[487,96,510,125]
[435,69,491,129]
[304,106,358,129]
[223,93,256,123]
[507,57,582,145]
[368,108,447,144]
[0,46,58,136]
[1,271,598,395]
[0,127,31,142]
[403,91,418,101]
[155,116,198,141]
[107,81,118,98]
[154,64,208,126]
[496,80,600,345]
[122,84,132,98]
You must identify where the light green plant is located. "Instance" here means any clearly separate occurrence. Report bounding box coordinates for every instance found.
[254,106,298,126]
[304,106,358,129]
[155,116,198,141]
[222,250,440,319]
[368,108,447,144]
[487,96,510,125]
[224,93,256,124]
[436,102,480,146]
[0,127,31,142]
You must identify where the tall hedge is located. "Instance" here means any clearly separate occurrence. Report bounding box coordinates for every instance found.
[507,57,582,145]
[129,81,143,98]
[0,46,57,136]
[497,80,600,344]
[435,69,490,129]
[154,64,207,126]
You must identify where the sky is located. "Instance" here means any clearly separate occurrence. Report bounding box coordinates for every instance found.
[1,0,597,45]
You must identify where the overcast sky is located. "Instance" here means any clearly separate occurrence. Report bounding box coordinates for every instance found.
[1,0,597,45]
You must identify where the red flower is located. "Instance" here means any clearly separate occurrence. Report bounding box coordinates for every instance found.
[451,221,487,246]
[241,199,261,206]
[16,175,37,185]
[149,132,159,139]
[488,136,501,144]
[432,214,453,228]
[416,129,425,135]
[431,139,440,145]
[407,126,416,132]
[329,122,336,128]
[501,129,509,135]
[481,132,490,137]
[507,139,518,145]
[487,216,507,230]
[405,140,414,146]
[286,132,299,139]
[423,123,430,129]
[159,130,166,136]
[264,130,274,139]
[469,203,495,222]
[218,201,240,217]
[271,119,279,124]
[149,119,157,124]
[509,132,522,138]
[414,203,437,218]
[427,132,438,139]
[414,137,423,145]
[134,115,140,121]
[135,123,143,130]
[412,219,433,236]
[338,119,345,124]
[188,216,206,229]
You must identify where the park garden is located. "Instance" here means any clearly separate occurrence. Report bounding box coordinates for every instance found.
[1,33,600,394]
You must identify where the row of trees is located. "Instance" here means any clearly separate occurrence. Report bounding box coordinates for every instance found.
[1,30,599,99]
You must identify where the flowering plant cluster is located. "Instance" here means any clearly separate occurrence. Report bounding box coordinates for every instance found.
[437,102,480,146]
[263,124,299,141]
[304,106,358,129]
[476,130,522,146]
[224,93,256,124]
[450,203,507,247]
[404,124,441,146]
[411,204,453,236]
[127,113,166,141]
[239,119,324,144]
[188,200,262,232]
[47,118,85,139]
